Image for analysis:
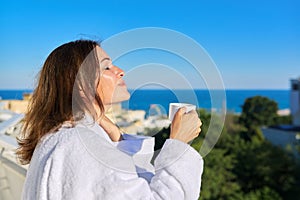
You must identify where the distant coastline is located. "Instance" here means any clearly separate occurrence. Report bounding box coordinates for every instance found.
[0,89,290,115]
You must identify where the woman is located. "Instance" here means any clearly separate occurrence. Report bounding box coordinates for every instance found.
[17,40,203,200]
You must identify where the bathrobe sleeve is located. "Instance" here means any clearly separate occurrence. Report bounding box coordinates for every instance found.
[101,139,204,200]
[150,139,204,200]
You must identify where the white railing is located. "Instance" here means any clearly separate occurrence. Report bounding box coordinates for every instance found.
[0,113,27,200]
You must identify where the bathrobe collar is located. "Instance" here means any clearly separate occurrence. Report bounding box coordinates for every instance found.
[74,115,155,175]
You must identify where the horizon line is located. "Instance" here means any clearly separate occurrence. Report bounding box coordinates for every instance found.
[0,88,291,91]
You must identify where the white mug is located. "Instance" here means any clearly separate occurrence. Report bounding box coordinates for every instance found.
[168,103,196,121]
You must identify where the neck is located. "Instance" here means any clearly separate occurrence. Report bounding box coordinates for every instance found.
[97,114,122,142]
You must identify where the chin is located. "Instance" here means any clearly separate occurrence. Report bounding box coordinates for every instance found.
[110,89,130,104]
[117,92,131,102]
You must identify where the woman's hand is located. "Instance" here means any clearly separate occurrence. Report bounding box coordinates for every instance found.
[170,107,202,144]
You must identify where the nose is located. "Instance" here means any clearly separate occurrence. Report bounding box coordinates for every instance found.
[112,66,124,78]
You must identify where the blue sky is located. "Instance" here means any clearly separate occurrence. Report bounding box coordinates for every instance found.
[0,0,299,89]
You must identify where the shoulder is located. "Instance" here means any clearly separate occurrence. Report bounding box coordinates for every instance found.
[38,127,81,149]
[33,125,98,162]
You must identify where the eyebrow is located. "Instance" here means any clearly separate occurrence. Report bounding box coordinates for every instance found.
[100,58,111,63]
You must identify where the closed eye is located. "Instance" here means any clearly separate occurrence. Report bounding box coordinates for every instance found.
[100,58,112,70]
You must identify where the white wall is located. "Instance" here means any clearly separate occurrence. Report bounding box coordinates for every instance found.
[293,110,300,126]
[290,79,300,126]
[290,91,299,115]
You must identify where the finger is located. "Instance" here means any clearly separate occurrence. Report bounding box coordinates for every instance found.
[178,107,187,114]
[174,107,186,118]
[172,107,186,123]
[192,128,201,138]
[190,109,197,114]
[197,128,201,135]
[190,112,200,121]
[197,119,202,127]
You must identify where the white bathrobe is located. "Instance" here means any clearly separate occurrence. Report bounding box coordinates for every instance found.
[22,118,204,200]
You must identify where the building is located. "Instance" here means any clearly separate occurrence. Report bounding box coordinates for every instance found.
[290,78,300,126]
[0,93,31,114]
[261,127,299,159]
[106,103,147,134]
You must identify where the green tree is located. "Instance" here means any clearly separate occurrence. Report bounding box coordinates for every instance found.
[233,139,300,199]
[199,148,243,200]
[239,96,278,128]
[274,114,293,125]
[153,108,300,200]
[196,109,300,200]
[239,96,278,140]
[243,186,282,200]
[195,112,245,200]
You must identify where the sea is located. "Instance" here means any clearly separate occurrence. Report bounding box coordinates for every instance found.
[0,89,290,116]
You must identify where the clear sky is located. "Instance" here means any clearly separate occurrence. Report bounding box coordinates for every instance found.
[0,0,299,90]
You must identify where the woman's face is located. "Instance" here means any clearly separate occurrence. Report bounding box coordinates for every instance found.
[96,46,130,105]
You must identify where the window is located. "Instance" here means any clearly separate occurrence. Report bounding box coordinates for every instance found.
[292,83,299,91]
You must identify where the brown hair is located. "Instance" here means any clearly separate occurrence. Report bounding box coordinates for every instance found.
[17,40,104,164]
